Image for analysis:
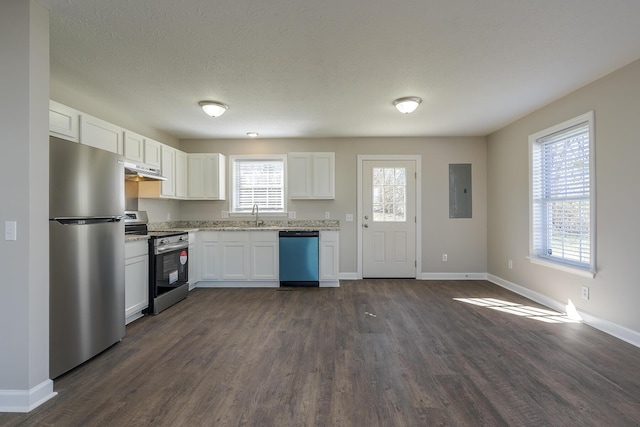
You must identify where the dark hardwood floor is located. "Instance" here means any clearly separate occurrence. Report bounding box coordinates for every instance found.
[2,280,640,426]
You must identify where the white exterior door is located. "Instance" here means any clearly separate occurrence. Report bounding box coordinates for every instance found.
[362,160,417,278]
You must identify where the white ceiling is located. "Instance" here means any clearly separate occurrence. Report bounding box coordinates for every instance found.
[48,0,640,140]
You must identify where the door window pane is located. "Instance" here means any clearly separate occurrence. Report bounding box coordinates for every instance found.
[372,167,406,222]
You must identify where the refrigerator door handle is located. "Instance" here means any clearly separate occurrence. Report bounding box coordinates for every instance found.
[52,216,123,225]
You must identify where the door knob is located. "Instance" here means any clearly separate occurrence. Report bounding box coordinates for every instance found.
[363,224,369,228]
[364,215,369,220]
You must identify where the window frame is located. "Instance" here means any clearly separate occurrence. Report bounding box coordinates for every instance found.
[528,111,596,278]
[229,154,287,216]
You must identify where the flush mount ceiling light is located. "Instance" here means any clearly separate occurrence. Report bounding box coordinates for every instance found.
[393,97,422,114]
[199,101,228,117]
[246,132,259,137]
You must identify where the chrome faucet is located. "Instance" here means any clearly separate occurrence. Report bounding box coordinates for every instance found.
[251,204,260,227]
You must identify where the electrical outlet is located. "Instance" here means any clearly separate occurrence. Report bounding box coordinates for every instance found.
[288,211,296,219]
[442,254,448,262]
[581,286,590,300]
[508,259,513,269]
[324,211,330,219]
[166,213,171,221]
[221,210,229,218]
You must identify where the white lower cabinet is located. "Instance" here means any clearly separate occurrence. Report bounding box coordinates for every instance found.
[319,231,339,284]
[220,233,251,280]
[251,232,279,280]
[125,240,149,324]
[200,233,220,280]
[197,230,338,287]
[198,231,280,287]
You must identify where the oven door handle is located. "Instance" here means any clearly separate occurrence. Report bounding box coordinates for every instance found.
[155,242,189,254]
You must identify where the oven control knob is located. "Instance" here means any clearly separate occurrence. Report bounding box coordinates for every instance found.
[160,239,167,245]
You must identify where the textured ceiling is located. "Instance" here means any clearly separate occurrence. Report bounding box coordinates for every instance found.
[48,0,640,139]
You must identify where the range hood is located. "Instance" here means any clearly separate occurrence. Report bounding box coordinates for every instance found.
[124,161,167,181]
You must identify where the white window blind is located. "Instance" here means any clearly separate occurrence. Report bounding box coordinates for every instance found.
[231,156,285,213]
[530,112,595,274]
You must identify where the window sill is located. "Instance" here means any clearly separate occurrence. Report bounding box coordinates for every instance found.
[527,256,595,278]
[228,212,288,219]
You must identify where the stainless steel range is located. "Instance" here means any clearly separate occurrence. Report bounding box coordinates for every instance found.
[125,211,189,314]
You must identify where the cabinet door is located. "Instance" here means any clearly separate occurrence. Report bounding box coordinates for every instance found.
[312,152,335,199]
[220,233,251,280]
[288,153,312,198]
[288,152,335,199]
[188,155,205,198]
[175,150,188,199]
[80,113,123,154]
[123,130,145,163]
[319,231,339,280]
[251,232,279,280]
[144,139,162,168]
[188,153,226,200]
[49,100,80,142]
[160,145,176,197]
[204,154,226,200]
[201,237,220,280]
[125,241,149,323]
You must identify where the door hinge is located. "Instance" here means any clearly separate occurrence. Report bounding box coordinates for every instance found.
[415,260,417,267]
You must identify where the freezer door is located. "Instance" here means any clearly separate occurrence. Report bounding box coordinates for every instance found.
[49,136,124,218]
[49,219,125,378]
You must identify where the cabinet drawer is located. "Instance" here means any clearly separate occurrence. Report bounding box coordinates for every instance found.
[218,231,250,242]
[125,240,148,258]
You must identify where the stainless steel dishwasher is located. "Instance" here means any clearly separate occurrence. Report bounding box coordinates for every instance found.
[279,230,319,286]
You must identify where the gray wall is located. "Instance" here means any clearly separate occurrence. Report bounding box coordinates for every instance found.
[180,137,488,276]
[0,0,51,399]
[487,58,640,334]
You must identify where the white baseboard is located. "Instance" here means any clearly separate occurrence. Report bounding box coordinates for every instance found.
[419,272,487,280]
[487,274,640,349]
[0,379,57,413]
[339,273,359,280]
[196,281,280,288]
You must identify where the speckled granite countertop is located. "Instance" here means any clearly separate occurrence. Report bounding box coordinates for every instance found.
[148,219,340,232]
[125,234,150,242]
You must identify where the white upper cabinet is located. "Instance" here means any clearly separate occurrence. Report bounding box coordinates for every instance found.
[160,144,176,198]
[288,152,335,199]
[49,100,80,142]
[80,113,123,155]
[122,130,145,163]
[187,153,226,200]
[175,149,188,199]
[144,138,162,168]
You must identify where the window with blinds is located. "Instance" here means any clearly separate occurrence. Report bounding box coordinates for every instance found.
[230,155,286,213]
[529,112,595,275]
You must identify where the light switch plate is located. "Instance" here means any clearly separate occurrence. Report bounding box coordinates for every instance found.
[5,221,17,241]
[346,214,353,222]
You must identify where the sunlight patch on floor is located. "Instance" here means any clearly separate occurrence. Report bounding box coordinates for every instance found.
[453,297,581,324]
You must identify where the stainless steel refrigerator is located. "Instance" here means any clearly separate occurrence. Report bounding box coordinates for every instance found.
[49,136,125,378]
